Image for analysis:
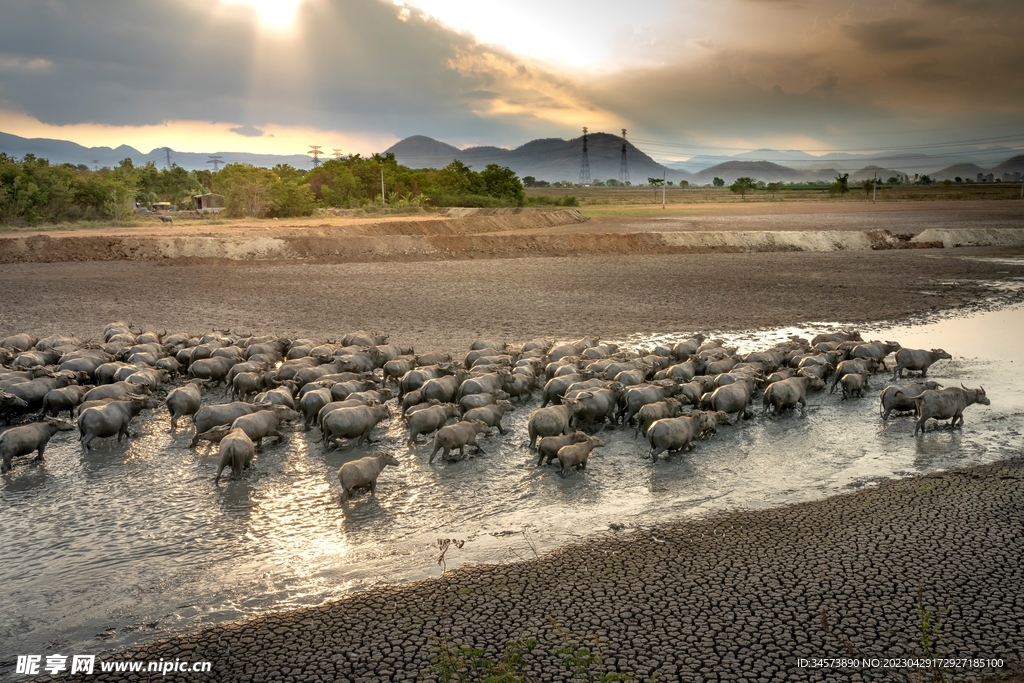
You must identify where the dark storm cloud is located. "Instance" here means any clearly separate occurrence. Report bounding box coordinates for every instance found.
[842,19,945,52]
[230,125,266,137]
[0,0,553,142]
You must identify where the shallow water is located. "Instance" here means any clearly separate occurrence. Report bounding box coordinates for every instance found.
[2,305,1023,671]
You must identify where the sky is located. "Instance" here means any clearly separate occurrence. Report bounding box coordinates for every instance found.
[0,0,1022,161]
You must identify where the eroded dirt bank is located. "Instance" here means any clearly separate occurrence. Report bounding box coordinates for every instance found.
[47,457,1024,682]
[2,247,1023,352]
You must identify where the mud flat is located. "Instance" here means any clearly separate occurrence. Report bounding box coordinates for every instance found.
[3,247,1024,353]
[33,456,1023,682]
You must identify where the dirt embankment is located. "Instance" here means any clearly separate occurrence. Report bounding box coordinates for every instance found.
[3,203,1024,264]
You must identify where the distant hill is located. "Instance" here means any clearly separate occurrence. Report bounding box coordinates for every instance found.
[691,160,839,184]
[991,154,1024,176]
[0,131,311,171]
[931,162,987,181]
[850,165,905,181]
[385,132,692,184]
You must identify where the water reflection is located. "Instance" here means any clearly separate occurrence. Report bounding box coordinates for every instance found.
[2,305,1023,669]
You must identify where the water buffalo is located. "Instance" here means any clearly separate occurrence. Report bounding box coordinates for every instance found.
[0,392,30,424]
[459,391,509,415]
[299,387,335,430]
[840,373,869,400]
[891,348,952,380]
[527,399,585,450]
[188,356,238,384]
[39,385,91,417]
[429,420,490,463]
[254,382,299,410]
[203,405,298,449]
[557,435,605,477]
[541,373,590,407]
[322,404,390,450]
[190,402,277,447]
[1,418,75,473]
[78,397,161,450]
[407,403,460,446]
[670,335,706,361]
[82,381,149,405]
[810,331,863,346]
[850,341,901,370]
[4,375,73,410]
[458,370,513,398]
[463,400,514,435]
[705,378,757,424]
[338,452,401,502]
[762,376,823,416]
[536,431,588,466]
[565,384,623,431]
[904,385,990,436]
[214,428,256,483]
[829,358,881,394]
[878,381,943,420]
[1,333,38,352]
[647,412,709,462]
[633,398,684,437]
[231,371,264,401]
[616,382,680,426]
[166,379,204,431]
[420,371,468,404]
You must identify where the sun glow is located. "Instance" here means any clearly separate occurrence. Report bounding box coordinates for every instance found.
[221,0,306,29]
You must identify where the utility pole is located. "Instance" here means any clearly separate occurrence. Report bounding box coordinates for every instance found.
[578,127,591,186]
[618,129,629,186]
[163,147,172,169]
[207,155,223,172]
[873,172,877,203]
[308,145,323,167]
[662,171,666,209]
[92,159,99,171]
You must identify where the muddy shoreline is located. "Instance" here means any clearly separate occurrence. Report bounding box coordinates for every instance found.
[2,247,1023,353]
[28,456,1023,682]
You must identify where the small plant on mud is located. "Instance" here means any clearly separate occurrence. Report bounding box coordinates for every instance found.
[912,584,950,683]
[549,619,639,683]
[429,636,538,683]
[436,538,466,573]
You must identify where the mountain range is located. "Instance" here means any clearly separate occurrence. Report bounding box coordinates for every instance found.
[2,130,1022,185]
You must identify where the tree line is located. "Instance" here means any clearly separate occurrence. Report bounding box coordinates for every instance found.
[0,152,526,225]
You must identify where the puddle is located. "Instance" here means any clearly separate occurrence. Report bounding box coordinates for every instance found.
[2,305,1023,671]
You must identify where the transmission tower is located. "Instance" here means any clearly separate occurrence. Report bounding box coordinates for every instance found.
[207,155,223,172]
[332,148,344,160]
[308,145,323,167]
[163,147,173,169]
[578,127,591,186]
[92,159,100,171]
[618,129,629,185]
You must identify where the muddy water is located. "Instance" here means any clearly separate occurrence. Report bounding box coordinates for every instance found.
[2,306,1023,668]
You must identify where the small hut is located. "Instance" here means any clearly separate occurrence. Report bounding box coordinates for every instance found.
[193,193,225,211]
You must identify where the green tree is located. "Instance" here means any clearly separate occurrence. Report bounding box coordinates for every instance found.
[766,181,783,199]
[730,176,756,200]
[829,173,850,195]
[214,163,279,218]
[712,177,725,187]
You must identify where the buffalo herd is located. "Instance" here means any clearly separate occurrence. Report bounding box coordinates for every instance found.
[0,323,991,500]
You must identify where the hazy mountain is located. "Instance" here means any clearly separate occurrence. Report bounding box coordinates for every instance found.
[849,165,905,181]
[0,131,311,170]
[930,162,987,181]
[991,154,1024,176]
[386,132,692,184]
[691,161,840,184]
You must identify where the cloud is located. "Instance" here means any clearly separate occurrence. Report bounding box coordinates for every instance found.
[842,18,945,52]
[230,124,265,137]
[0,0,1021,154]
